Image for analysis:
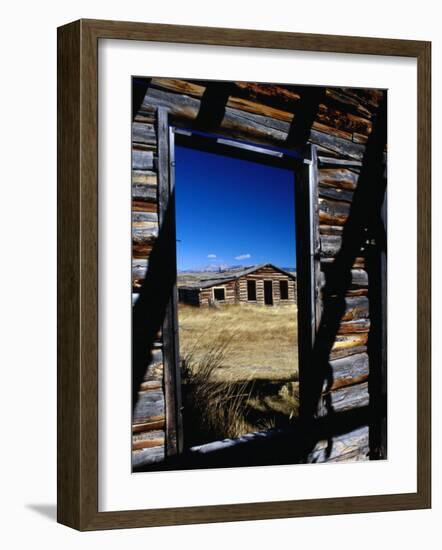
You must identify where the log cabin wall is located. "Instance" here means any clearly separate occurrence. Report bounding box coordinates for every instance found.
[179,265,296,307]
[239,265,296,306]
[132,107,167,467]
[132,78,387,468]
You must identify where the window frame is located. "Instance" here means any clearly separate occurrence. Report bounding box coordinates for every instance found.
[160,110,320,456]
[280,279,289,301]
[212,286,226,302]
[247,279,257,302]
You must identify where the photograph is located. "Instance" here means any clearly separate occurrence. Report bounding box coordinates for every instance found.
[131,77,387,472]
[53,14,431,532]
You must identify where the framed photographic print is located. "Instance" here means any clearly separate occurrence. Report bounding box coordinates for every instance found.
[57,19,431,530]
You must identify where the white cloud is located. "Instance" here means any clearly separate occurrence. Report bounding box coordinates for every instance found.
[207,254,217,259]
[234,253,251,261]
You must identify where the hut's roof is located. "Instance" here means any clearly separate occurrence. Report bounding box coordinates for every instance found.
[178,263,296,291]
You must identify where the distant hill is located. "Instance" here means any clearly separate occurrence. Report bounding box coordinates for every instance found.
[178,264,296,274]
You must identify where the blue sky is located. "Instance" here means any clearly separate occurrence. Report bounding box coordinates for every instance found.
[175,145,296,271]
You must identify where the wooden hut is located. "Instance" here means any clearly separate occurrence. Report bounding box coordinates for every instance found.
[131,78,387,469]
[178,264,296,307]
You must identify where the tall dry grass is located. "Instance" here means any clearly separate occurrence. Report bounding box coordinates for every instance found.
[179,304,299,446]
[181,332,257,444]
[179,303,299,380]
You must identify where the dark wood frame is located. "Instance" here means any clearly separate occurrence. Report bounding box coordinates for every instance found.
[167,126,315,455]
[57,19,431,531]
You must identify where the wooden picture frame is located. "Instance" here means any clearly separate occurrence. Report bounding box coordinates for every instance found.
[57,19,431,530]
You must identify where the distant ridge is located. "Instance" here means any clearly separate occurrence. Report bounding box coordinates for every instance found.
[178,264,296,274]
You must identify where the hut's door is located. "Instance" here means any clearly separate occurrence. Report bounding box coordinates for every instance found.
[264,281,273,305]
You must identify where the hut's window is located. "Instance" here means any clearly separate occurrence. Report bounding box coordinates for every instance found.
[247,280,257,301]
[280,280,289,300]
[213,287,226,301]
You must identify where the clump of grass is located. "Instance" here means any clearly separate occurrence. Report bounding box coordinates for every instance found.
[181,332,257,445]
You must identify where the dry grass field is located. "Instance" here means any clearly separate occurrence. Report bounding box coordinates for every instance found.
[178,303,299,446]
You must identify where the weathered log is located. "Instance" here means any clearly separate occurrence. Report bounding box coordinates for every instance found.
[133,427,165,445]
[320,268,368,291]
[140,87,368,157]
[132,242,154,258]
[132,258,149,283]
[132,211,158,223]
[320,235,342,257]
[132,439,164,451]
[132,122,156,145]
[232,81,301,110]
[319,381,369,415]
[229,94,356,141]
[325,352,369,391]
[316,103,372,136]
[308,426,369,463]
[348,268,368,287]
[341,87,383,109]
[338,318,371,334]
[151,77,205,97]
[132,150,154,170]
[319,197,351,226]
[146,349,163,369]
[341,296,369,321]
[132,446,165,467]
[318,185,353,203]
[133,111,156,124]
[133,222,159,242]
[329,345,367,360]
[132,428,165,450]
[345,288,368,297]
[132,170,157,186]
[221,106,288,144]
[139,380,162,391]
[227,95,294,124]
[142,366,164,385]
[317,156,362,169]
[132,418,165,433]
[141,87,200,119]
[325,88,373,118]
[320,235,366,260]
[310,128,366,160]
[313,122,353,141]
[352,132,368,144]
[318,168,359,190]
[331,332,369,352]
[133,142,156,153]
[132,199,157,212]
[320,224,343,235]
[316,296,369,330]
[133,389,165,425]
[140,87,345,149]
[132,183,157,202]
[320,255,365,269]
